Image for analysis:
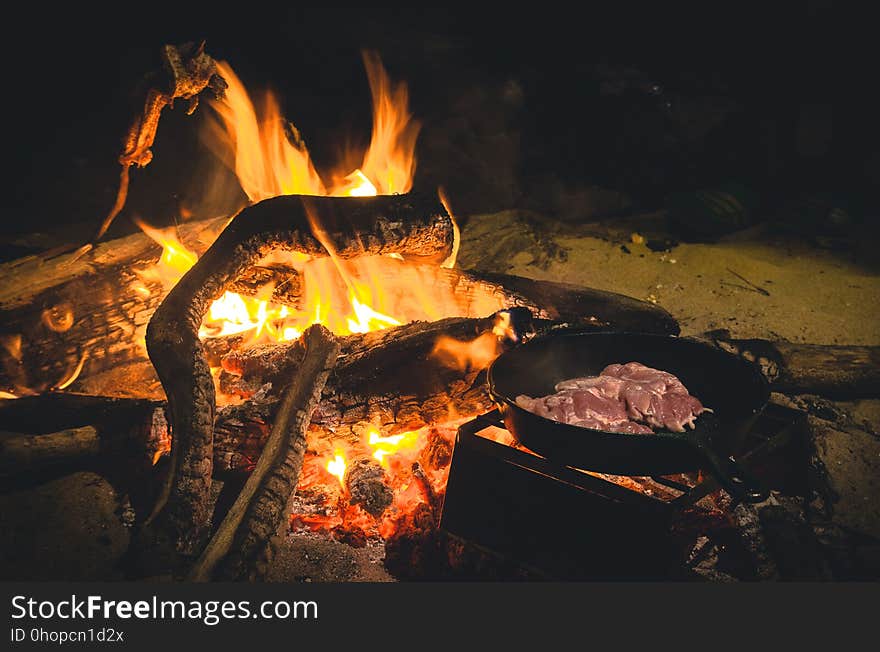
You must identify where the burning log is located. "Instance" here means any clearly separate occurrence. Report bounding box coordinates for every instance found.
[0,236,676,401]
[0,216,228,398]
[411,461,442,519]
[189,324,338,582]
[146,192,454,555]
[212,315,520,471]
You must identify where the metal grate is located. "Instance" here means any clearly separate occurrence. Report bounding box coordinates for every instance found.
[439,403,806,579]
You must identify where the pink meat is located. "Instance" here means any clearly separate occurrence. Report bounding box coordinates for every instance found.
[515,362,705,434]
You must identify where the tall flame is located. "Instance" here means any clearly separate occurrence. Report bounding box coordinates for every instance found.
[208,61,326,201]
[356,50,420,195]
[134,52,503,353]
[207,50,417,200]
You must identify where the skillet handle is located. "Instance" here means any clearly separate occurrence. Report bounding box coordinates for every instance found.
[689,437,769,504]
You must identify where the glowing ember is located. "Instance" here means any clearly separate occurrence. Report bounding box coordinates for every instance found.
[293,420,464,541]
[326,450,348,487]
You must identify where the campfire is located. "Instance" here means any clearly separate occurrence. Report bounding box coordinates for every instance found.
[0,44,680,581]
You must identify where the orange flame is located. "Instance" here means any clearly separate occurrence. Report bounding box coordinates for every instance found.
[208,61,326,201]
[133,219,198,291]
[431,332,501,372]
[332,169,378,197]
[129,51,439,349]
[207,50,417,200]
[133,55,505,355]
[430,311,516,372]
[357,50,420,195]
[326,450,347,487]
[366,426,419,467]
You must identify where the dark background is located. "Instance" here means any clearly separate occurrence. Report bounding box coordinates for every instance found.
[5,4,877,247]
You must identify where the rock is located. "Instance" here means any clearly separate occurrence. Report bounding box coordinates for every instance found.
[809,415,880,540]
[0,471,129,580]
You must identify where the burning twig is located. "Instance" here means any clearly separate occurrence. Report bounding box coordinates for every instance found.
[189,324,339,581]
[91,42,227,249]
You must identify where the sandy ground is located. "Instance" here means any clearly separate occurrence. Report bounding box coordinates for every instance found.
[457,210,880,345]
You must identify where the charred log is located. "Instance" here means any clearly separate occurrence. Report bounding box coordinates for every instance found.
[92,42,227,245]
[0,217,227,399]
[705,332,880,399]
[0,404,169,483]
[0,393,161,433]
[344,458,393,518]
[0,427,99,478]
[469,270,680,335]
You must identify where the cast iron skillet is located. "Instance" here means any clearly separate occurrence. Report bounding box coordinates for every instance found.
[487,331,770,503]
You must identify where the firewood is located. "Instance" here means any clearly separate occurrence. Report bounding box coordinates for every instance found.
[705,332,880,399]
[0,426,99,478]
[0,216,228,398]
[0,402,169,480]
[0,392,161,433]
[212,314,522,472]
[146,192,454,555]
[92,42,227,245]
[0,224,298,399]
[0,240,677,401]
[188,324,339,581]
